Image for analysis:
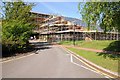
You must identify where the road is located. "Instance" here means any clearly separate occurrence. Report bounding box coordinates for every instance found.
[2,42,111,79]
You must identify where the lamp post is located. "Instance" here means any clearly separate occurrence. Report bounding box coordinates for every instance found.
[73,24,76,46]
[72,20,76,46]
[47,23,51,43]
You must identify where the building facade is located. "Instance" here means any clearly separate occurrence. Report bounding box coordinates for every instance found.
[31,12,120,42]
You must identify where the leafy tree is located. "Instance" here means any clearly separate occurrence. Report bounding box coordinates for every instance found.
[78,2,120,32]
[2,1,35,56]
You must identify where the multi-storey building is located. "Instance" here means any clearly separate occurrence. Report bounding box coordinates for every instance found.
[31,12,120,42]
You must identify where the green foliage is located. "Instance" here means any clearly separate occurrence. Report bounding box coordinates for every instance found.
[60,40,120,51]
[2,1,35,55]
[78,2,120,32]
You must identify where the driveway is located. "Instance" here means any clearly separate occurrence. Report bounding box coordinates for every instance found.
[2,42,111,79]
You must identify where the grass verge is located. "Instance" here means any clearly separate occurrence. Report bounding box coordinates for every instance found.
[59,40,120,52]
[67,47,119,72]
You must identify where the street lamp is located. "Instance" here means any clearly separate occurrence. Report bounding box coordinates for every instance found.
[72,20,76,46]
[47,23,49,42]
[73,24,76,46]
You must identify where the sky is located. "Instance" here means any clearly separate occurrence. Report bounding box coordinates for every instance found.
[31,2,82,20]
[0,2,82,19]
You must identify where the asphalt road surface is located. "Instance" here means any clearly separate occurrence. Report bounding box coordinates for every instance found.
[2,43,111,79]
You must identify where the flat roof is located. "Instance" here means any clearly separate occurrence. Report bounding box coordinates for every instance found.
[30,11,50,16]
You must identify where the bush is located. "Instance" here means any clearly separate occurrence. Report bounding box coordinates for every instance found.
[2,1,35,57]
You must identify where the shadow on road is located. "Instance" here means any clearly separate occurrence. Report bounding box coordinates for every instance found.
[2,42,52,58]
[30,42,52,53]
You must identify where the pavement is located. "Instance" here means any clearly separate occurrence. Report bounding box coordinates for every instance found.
[2,42,114,79]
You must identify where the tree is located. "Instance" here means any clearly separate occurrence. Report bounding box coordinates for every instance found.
[2,1,35,56]
[78,2,120,32]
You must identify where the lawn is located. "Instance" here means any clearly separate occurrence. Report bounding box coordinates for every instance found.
[67,47,119,72]
[59,40,120,52]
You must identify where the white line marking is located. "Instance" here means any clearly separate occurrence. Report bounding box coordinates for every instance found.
[70,54,73,62]
[71,60,100,74]
[105,76,114,80]
[58,46,115,78]
[105,76,109,78]
[67,49,110,77]
[71,52,115,78]
[69,54,100,74]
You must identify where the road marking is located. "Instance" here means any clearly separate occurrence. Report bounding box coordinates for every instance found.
[71,52,114,78]
[105,76,115,80]
[2,53,35,63]
[70,54,100,74]
[72,61,100,74]
[71,52,116,79]
[60,46,115,78]
[70,54,73,62]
